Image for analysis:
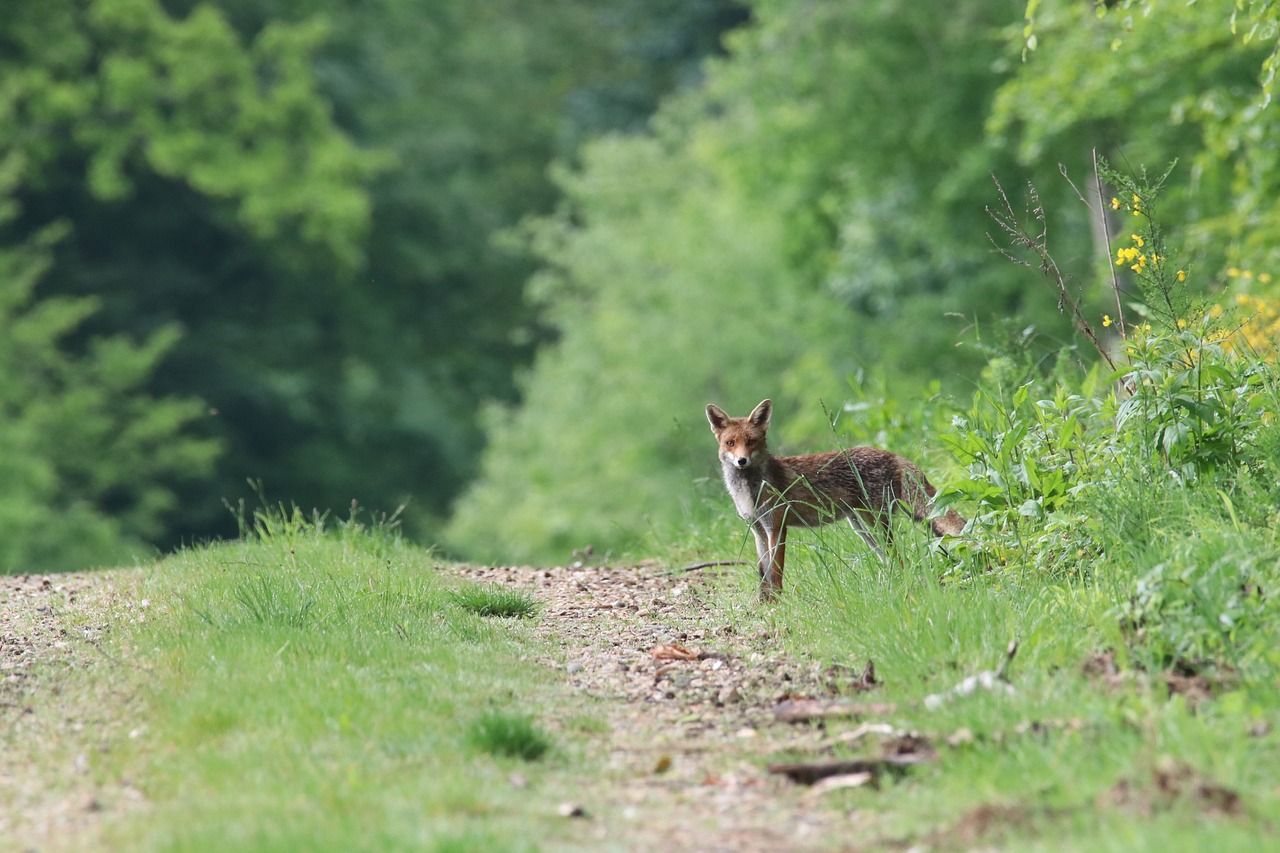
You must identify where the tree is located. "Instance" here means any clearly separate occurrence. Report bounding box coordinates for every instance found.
[4,0,750,553]
[0,163,218,572]
[1,0,388,546]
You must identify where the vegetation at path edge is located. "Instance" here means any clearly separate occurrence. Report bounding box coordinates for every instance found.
[664,169,1280,850]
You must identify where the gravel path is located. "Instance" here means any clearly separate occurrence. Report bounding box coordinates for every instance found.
[1,573,144,851]
[452,563,876,852]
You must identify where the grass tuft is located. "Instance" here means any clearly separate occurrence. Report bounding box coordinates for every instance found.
[449,583,540,618]
[467,710,552,761]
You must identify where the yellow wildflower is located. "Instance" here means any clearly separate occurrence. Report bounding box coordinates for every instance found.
[1131,234,1144,247]
[1176,270,1186,282]
[1177,318,1187,329]
[1102,315,1113,328]
[1260,272,1273,284]
[1111,197,1121,210]
[1227,267,1241,278]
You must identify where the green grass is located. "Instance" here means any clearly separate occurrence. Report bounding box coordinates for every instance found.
[449,583,541,619]
[83,516,576,852]
[467,711,552,761]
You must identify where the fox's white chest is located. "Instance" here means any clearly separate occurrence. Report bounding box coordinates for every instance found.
[720,462,765,521]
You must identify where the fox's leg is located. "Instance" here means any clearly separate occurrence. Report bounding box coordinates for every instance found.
[753,511,787,599]
[763,518,787,598]
[750,523,771,586]
[847,512,887,559]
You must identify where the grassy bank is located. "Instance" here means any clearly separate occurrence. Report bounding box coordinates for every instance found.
[26,510,586,852]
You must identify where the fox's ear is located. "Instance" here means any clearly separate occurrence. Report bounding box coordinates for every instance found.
[705,404,729,433]
[748,399,772,430]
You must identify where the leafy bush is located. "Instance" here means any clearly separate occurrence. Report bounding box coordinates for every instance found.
[933,164,1280,681]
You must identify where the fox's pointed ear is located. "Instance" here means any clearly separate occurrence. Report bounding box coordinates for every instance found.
[706,404,729,433]
[748,399,772,430]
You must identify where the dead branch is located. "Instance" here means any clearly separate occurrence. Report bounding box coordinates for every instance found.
[987,174,1117,370]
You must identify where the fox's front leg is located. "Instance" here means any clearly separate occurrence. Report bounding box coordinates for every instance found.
[754,512,787,599]
[750,524,771,588]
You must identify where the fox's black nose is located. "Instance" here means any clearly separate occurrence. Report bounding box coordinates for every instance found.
[735,457,749,468]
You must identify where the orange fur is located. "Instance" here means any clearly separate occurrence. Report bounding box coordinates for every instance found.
[706,399,965,598]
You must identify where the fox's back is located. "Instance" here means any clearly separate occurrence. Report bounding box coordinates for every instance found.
[767,447,917,521]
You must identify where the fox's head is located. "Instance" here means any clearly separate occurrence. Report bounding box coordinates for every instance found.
[705,399,772,470]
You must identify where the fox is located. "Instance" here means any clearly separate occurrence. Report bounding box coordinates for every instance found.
[705,399,966,598]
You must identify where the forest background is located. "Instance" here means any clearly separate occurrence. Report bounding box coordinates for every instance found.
[3,0,1279,573]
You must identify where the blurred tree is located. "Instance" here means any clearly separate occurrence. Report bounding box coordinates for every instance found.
[997,1,1280,279]
[0,162,219,572]
[1,0,386,551]
[151,0,749,540]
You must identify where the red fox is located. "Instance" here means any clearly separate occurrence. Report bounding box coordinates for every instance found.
[705,399,965,598]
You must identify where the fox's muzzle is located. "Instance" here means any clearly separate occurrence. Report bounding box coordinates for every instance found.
[734,456,750,468]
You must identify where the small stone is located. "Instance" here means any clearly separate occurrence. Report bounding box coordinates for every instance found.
[557,802,588,819]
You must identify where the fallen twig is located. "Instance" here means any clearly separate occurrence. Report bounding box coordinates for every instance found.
[768,753,931,786]
[924,640,1019,710]
[664,560,750,576]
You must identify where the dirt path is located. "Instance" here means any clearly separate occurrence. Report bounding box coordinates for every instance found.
[3,564,882,852]
[0,572,145,851]
[452,563,877,852]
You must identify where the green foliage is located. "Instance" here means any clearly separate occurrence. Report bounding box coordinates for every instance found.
[2,0,748,555]
[934,170,1280,682]
[1,0,380,267]
[1121,531,1279,676]
[998,0,1280,275]
[1,0,392,551]
[448,0,1059,562]
[445,129,853,563]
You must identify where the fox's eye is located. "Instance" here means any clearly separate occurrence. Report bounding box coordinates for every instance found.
[724,439,735,448]
[747,439,757,447]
